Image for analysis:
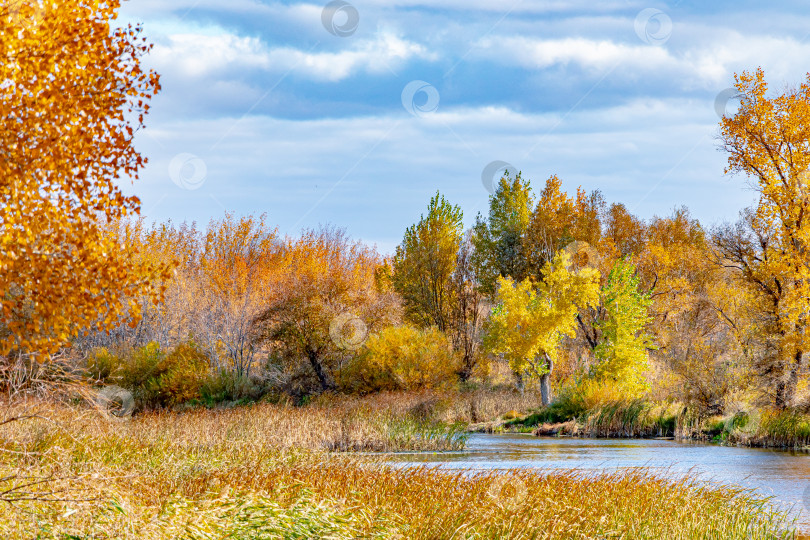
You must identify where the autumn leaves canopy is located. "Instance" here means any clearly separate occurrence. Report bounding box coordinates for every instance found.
[0,0,165,357]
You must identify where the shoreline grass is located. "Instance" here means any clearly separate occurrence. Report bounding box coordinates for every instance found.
[0,399,798,539]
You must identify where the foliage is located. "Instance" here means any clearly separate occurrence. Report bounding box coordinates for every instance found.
[392,192,464,331]
[198,214,281,377]
[484,251,600,404]
[523,175,605,274]
[718,68,810,407]
[89,341,209,408]
[485,252,601,377]
[552,377,634,420]
[471,171,534,294]
[0,0,168,358]
[256,226,398,393]
[592,259,654,396]
[448,230,488,380]
[339,325,460,393]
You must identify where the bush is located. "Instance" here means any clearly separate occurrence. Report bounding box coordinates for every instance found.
[338,325,460,393]
[87,341,210,409]
[86,347,118,381]
[198,370,264,406]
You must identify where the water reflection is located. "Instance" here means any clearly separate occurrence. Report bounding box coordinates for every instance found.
[387,433,810,531]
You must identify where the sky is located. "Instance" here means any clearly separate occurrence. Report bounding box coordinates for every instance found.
[116,0,810,255]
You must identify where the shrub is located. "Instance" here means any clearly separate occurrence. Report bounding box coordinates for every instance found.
[198,370,264,406]
[88,341,210,409]
[86,347,119,381]
[339,325,460,393]
[148,341,210,406]
[551,377,630,421]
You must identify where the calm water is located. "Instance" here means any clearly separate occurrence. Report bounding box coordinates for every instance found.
[387,433,810,531]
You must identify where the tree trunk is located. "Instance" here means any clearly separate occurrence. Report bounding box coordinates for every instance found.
[307,349,333,392]
[539,355,554,407]
[514,370,524,395]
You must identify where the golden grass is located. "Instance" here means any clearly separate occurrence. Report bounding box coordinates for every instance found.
[0,398,797,539]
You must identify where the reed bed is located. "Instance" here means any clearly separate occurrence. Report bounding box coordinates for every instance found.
[581,399,680,438]
[314,388,546,425]
[0,400,797,539]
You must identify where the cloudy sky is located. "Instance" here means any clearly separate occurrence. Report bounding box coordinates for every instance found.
[116,0,810,254]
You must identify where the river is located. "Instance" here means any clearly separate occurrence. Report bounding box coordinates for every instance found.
[387,433,810,533]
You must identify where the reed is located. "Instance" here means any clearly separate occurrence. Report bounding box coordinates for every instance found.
[0,400,796,539]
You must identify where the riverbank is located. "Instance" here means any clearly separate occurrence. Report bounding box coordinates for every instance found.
[469,398,810,450]
[0,400,797,539]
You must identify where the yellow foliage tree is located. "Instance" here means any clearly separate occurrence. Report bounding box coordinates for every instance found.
[718,68,810,407]
[484,252,600,405]
[256,227,399,392]
[0,0,164,357]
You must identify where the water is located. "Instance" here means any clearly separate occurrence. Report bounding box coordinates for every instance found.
[387,433,810,531]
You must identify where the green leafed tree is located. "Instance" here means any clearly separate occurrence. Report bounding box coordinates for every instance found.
[392,192,464,333]
[471,171,534,295]
[592,259,654,396]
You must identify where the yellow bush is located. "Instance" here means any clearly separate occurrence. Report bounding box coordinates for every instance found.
[339,325,460,393]
[151,341,210,406]
[86,347,119,381]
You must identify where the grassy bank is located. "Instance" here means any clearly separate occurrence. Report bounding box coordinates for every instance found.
[489,395,810,450]
[0,399,798,539]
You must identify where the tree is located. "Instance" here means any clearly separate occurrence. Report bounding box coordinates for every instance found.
[524,176,604,278]
[392,193,490,381]
[471,171,534,295]
[603,203,647,259]
[256,227,398,393]
[592,259,654,396]
[450,230,487,380]
[484,252,600,406]
[0,0,164,358]
[717,68,810,407]
[392,192,463,332]
[197,214,281,377]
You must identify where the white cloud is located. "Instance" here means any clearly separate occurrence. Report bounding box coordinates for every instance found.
[150,30,435,81]
[475,31,810,91]
[478,36,673,71]
[274,32,436,81]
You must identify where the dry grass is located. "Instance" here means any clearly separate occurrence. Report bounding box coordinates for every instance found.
[0,398,797,539]
[320,388,547,424]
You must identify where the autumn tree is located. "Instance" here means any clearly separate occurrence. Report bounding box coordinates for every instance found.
[256,227,398,393]
[450,230,488,380]
[484,252,600,406]
[392,193,463,332]
[471,171,534,295]
[0,0,164,358]
[197,214,280,377]
[524,175,604,278]
[602,203,647,259]
[717,68,810,407]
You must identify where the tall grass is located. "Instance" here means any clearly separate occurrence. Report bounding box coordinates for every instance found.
[715,409,810,448]
[0,399,797,539]
[582,399,680,438]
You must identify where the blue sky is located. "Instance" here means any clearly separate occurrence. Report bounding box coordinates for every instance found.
[117,0,810,254]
